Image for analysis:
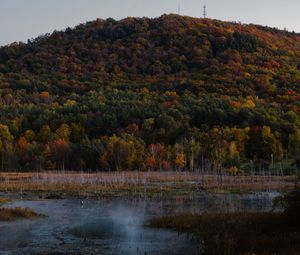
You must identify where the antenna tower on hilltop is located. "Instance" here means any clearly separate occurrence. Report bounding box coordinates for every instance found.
[178,1,181,15]
[203,5,207,18]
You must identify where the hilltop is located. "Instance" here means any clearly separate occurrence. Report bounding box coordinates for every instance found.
[0,15,299,171]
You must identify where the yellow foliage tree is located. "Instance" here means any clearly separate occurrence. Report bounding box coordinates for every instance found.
[175,153,185,170]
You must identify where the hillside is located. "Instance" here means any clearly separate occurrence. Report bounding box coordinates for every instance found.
[0,14,299,172]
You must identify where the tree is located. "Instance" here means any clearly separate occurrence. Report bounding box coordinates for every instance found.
[25,130,36,143]
[228,141,239,162]
[148,143,165,171]
[70,123,85,143]
[39,91,51,104]
[50,139,71,170]
[99,136,136,171]
[183,138,201,171]
[162,159,171,171]
[38,125,52,144]
[145,156,156,171]
[16,136,30,169]
[0,125,14,170]
[175,153,185,171]
[55,124,70,142]
[246,126,282,163]
[288,129,300,159]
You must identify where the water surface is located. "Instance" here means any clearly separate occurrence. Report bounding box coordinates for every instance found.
[0,192,278,255]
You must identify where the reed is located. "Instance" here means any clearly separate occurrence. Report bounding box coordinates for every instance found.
[148,212,300,254]
[0,171,296,197]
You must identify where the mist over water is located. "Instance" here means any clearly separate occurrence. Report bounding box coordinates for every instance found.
[0,192,278,255]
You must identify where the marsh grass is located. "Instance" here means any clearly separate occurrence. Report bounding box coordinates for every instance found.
[0,207,46,221]
[0,172,296,197]
[0,197,9,205]
[148,212,300,254]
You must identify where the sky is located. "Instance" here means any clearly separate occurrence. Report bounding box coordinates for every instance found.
[0,0,300,46]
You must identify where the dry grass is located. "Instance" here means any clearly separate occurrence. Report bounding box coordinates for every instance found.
[148,212,300,255]
[0,197,9,204]
[0,207,46,221]
[0,171,296,197]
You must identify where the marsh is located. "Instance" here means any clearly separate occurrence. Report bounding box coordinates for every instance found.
[0,192,277,255]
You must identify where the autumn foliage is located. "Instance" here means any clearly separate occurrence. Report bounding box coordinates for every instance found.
[0,15,299,171]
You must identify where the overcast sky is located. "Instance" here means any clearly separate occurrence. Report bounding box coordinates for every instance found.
[0,0,299,46]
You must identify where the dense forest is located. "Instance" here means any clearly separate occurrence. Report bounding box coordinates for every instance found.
[0,14,299,172]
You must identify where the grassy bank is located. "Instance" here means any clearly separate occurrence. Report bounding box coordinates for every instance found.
[0,172,296,197]
[0,207,46,221]
[149,189,300,254]
[0,197,9,205]
[148,212,300,254]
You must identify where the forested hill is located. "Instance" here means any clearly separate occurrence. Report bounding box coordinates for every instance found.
[0,14,299,172]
